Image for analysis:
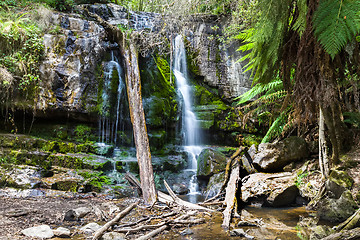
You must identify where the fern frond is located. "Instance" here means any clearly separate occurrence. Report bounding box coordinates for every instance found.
[292,0,307,37]
[313,0,360,59]
[236,79,283,105]
[261,109,290,143]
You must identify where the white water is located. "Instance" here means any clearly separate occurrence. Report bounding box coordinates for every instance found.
[174,35,203,197]
[98,51,125,145]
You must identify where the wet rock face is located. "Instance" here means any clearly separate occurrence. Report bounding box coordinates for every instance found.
[252,136,309,172]
[38,11,108,120]
[184,21,252,100]
[241,172,299,207]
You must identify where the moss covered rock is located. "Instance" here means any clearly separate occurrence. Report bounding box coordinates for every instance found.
[197,148,227,180]
[317,190,358,222]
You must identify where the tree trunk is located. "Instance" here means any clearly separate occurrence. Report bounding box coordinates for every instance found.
[321,101,348,166]
[123,43,157,205]
[80,7,158,204]
[319,106,330,178]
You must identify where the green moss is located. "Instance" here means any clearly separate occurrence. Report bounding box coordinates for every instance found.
[48,154,84,169]
[77,170,113,191]
[240,134,262,147]
[58,142,76,153]
[329,169,354,188]
[42,141,59,152]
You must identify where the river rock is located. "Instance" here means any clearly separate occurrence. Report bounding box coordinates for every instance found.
[102,232,126,240]
[80,222,101,234]
[317,190,358,222]
[172,183,189,195]
[252,136,308,172]
[21,225,54,239]
[197,148,227,180]
[64,206,92,221]
[53,227,71,238]
[230,229,255,239]
[241,172,298,207]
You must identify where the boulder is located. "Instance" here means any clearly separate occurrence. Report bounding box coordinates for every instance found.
[317,190,358,222]
[21,225,54,239]
[172,183,189,195]
[197,148,227,180]
[241,172,298,207]
[204,172,225,198]
[252,136,308,172]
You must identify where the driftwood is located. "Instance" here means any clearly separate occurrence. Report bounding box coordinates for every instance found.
[136,225,168,240]
[221,164,240,229]
[92,201,139,240]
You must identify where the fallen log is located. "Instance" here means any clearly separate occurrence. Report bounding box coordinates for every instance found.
[221,164,240,229]
[92,200,139,240]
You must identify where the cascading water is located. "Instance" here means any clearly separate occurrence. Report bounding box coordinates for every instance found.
[98,50,125,145]
[174,35,203,201]
[98,50,127,184]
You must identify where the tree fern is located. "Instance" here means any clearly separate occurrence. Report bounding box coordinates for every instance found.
[292,0,307,37]
[236,78,283,105]
[261,110,288,143]
[313,0,360,59]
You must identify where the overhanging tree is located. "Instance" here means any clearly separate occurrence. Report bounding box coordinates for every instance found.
[238,0,360,177]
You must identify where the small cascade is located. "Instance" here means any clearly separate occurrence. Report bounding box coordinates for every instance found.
[97,50,128,184]
[174,35,203,200]
[98,51,125,146]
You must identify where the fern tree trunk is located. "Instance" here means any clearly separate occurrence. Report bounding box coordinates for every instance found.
[319,106,330,178]
[320,101,348,167]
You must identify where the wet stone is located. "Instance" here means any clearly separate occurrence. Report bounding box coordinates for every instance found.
[230,229,254,239]
[53,227,71,238]
[80,222,101,234]
[21,225,54,239]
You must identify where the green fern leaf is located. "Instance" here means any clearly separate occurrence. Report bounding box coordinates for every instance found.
[292,0,307,36]
[313,0,360,59]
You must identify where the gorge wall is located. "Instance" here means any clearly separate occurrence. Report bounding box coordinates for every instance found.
[2,3,253,145]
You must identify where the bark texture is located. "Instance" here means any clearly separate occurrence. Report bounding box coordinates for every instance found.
[123,43,157,205]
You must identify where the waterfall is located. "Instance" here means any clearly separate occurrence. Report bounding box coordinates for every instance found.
[98,51,125,146]
[174,35,203,198]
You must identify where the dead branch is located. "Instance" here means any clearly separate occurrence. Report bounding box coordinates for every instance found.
[135,225,168,240]
[163,180,215,212]
[92,200,139,240]
[116,222,167,233]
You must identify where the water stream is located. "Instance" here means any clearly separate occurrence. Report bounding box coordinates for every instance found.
[174,35,203,202]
